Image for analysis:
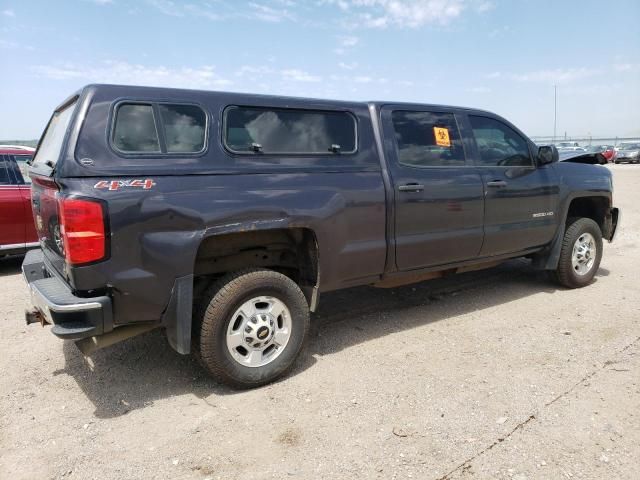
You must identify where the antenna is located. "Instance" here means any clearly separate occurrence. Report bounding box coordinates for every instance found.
[553,84,557,144]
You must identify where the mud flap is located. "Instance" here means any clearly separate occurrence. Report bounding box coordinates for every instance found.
[531,223,566,270]
[163,274,194,355]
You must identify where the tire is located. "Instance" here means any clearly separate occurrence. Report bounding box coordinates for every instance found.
[552,218,603,288]
[195,269,310,388]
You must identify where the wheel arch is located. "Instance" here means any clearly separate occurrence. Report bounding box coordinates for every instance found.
[532,193,612,270]
[193,226,320,310]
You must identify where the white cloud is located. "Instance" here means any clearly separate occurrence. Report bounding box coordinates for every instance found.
[328,0,466,28]
[2,9,15,16]
[484,68,599,84]
[334,34,360,55]
[614,63,639,72]
[510,67,597,84]
[488,25,510,38]
[281,69,322,82]
[235,65,275,77]
[473,0,494,13]
[248,2,296,22]
[0,39,18,49]
[145,0,295,22]
[184,3,222,20]
[340,35,359,47]
[354,75,373,83]
[146,0,184,17]
[31,61,232,89]
[338,61,358,70]
[467,86,491,93]
[0,38,35,51]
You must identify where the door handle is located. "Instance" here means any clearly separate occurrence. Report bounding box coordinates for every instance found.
[398,183,425,192]
[486,180,507,188]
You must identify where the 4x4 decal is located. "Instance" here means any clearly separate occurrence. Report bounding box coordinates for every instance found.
[94,179,156,191]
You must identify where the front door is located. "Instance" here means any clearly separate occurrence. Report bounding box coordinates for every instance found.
[381,107,485,271]
[463,114,560,256]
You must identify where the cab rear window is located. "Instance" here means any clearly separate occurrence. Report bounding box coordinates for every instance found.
[111,102,207,155]
[32,99,77,168]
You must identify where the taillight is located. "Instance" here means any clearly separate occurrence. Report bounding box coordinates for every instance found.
[58,197,107,265]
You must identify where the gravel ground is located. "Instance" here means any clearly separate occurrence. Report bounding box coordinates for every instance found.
[1,165,638,480]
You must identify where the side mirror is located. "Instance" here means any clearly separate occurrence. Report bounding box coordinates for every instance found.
[538,145,559,165]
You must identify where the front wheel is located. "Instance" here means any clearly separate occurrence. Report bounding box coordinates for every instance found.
[552,218,603,288]
[196,269,310,388]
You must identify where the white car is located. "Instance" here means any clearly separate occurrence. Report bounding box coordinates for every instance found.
[615,143,640,164]
[555,141,583,151]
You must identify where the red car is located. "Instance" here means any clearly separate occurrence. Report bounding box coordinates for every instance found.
[0,146,38,256]
[586,144,617,163]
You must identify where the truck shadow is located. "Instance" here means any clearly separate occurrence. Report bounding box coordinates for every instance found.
[60,259,601,418]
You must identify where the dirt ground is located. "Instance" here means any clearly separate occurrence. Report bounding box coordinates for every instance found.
[1,165,638,480]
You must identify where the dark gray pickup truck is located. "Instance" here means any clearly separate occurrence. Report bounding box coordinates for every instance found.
[23,84,619,388]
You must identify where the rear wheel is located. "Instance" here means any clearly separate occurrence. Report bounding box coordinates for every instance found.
[196,269,310,388]
[552,218,603,288]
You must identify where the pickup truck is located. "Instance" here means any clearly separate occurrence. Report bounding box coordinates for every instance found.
[22,84,620,388]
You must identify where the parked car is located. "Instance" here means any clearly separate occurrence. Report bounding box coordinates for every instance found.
[555,141,582,151]
[22,85,620,388]
[584,145,616,163]
[614,143,640,163]
[0,148,38,256]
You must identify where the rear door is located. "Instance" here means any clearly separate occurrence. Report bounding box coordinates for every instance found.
[9,155,38,243]
[381,106,484,270]
[0,155,27,248]
[462,114,559,256]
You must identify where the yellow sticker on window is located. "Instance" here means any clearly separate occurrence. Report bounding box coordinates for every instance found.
[433,127,451,147]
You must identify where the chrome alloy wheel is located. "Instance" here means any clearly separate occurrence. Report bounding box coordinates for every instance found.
[571,232,597,276]
[225,296,292,368]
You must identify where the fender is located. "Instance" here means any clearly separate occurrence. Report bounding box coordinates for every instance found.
[532,191,612,270]
[200,221,321,305]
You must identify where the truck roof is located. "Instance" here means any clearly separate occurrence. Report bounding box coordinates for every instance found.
[72,83,495,117]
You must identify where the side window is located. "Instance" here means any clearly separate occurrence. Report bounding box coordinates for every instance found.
[391,111,466,167]
[158,104,206,153]
[468,116,532,167]
[0,157,10,184]
[112,102,207,155]
[13,155,31,184]
[224,107,357,154]
[113,104,160,153]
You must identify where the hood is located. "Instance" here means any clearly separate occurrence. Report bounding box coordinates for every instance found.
[559,151,608,165]
[618,148,640,156]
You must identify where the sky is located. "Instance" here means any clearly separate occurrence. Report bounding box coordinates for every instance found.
[1,0,639,140]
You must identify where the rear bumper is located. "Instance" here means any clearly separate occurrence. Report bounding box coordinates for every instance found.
[21,249,112,340]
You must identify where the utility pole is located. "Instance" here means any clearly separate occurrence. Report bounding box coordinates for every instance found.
[553,84,557,144]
